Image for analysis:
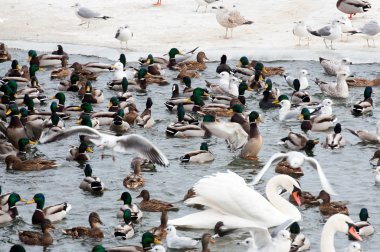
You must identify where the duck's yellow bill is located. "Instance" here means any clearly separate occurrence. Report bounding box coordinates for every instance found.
[76,119,83,124]
[272,100,279,104]
[26,199,35,204]
[29,140,37,145]
[19,198,28,203]
[86,147,93,153]
[6,109,12,115]
[298,114,304,120]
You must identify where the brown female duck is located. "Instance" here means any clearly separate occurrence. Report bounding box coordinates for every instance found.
[123,158,145,189]
[124,103,139,125]
[149,211,168,239]
[0,42,11,62]
[176,52,209,71]
[275,159,304,176]
[70,62,99,81]
[5,155,58,171]
[19,219,55,246]
[370,149,380,165]
[51,57,70,79]
[317,190,349,216]
[137,190,179,212]
[62,212,103,239]
[289,191,319,208]
[347,77,380,87]
[177,65,201,79]
[5,104,27,149]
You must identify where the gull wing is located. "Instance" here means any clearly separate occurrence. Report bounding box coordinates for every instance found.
[77,7,100,18]
[39,126,101,144]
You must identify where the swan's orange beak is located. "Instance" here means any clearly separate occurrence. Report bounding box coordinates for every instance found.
[348,224,362,241]
[292,191,301,206]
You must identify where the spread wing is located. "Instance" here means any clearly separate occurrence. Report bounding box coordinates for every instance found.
[251,153,288,185]
[304,157,336,195]
[39,126,101,144]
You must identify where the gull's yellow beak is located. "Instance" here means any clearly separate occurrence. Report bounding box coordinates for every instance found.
[86,147,93,153]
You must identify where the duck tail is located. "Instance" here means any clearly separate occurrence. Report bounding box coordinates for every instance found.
[346,128,359,137]
[180,154,190,163]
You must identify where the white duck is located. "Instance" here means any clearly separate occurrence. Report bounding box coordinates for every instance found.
[252,151,336,195]
[168,171,302,229]
[319,57,352,76]
[166,225,200,249]
[320,214,362,252]
[284,69,309,90]
[315,71,349,98]
[112,62,136,81]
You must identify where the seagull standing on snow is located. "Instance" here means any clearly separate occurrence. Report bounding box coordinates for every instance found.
[348,20,380,47]
[292,21,310,46]
[195,0,219,12]
[115,26,133,50]
[308,20,343,50]
[73,3,111,28]
[214,6,253,39]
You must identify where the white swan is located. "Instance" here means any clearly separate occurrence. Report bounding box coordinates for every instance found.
[321,214,362,252]
[168,171,302,229]
[252,151,336,195]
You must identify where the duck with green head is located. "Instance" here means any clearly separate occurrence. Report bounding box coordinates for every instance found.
[59,73,80,91]
[137,97,154,128]
[264,78,280,99]
[110,109,130,134]
[216,54,232,74]
[28,49,65,67]
[108,96,120,112]
[119,53,127,68]
[27,193,72,225]
[67,142,93,162]
[182,76,194,96]
[6,104,27,148]
[240,111,263,160]
[77,113,100,129]
[230,104,249,134]
[146,54,165,76]
[298,107,336,133]
[0,83,16,104]
[237,56,250,68]
[0,137,33,160]
[29,64,39,78]
[0,193,27,224]
[28,50,40,68]
[164,86,207,112]
[79,164,105,193]
[51,92,79,112]
[92,232,160,251]
[351,86,374,115]
[19,107,45,141]
[6,60,21,77]
[180,142,215,163]
[117,191,143,222]
[353,208,375,237]
[9,244,26,252]
[114,209,135,239]
[167,48,184,69]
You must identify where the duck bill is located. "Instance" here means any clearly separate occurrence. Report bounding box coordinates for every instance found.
[272,100,279,105]
[107,102,112,108]
[298,114,304,120]
[313,140,319,144]
[86,147,93,153]
[247,87,254,91]
[292,191,301,206]
[236,62,242,67]
[117,198,122,201]
[146,58,151,65]
[5,109,12,116]
[76,119,83,125]
[28,140,37,145]
[19,198,28,203]
[28,56,32,62]
[348,225,362,241]
[86,86,91,92]
[262,67,267,74]
[257,116,263,123]
[26,199,35,204]
[51,96,56,99]
[154,237,161,245]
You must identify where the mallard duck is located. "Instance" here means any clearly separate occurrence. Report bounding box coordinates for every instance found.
[352,208,374,237]
[5,104,27,148]
[238,57,285,76]
[77,112,100,129]
[117,192,143,222]
[58,74,80,92]
[137,190,179,212]
[200,233,215,252]
[285,69,309,90]
[19,108,45,141]
[166,225,200,249]
[5,155,58,171]
[6,60,22,77]
[180,77,194,97]
[62,212,103,239]
[27,193,72,224]
[289,222,311,252]
[79,164,105,193]
[315,72,349,98]
[149,211,168,240]
[108,96,121,112]
[299,108,336,132]
[52,92,81,112]
[275,159,304,176]
[9,244,26,252]
[336,0,371,19]
[291,79,311,104]
[110,109,130,134]
[145,54,165,76]
[177,65,200,79]
[19,219,55,246]
[0,193,26,224]
[69,62,99,80]
[216,54,232,74]
[324,123,346,149]
[240,111,263,160]
[67,142,93,161]
[0,138,34,160]
[0,42,11,63]
[0,186,11,211]
[347,77,380,87]
[166,104,205,138]
[167,48,185,69]
[289,191,319,208]
[91,232,161,252]
[347,121,380,143]
[280,131,319,152]
[351,86,374,115]
[123,158,145,189]
[370,150,380,165]
[230,104,249,133]
[52,44,69,58]
[28,49,64,67]
[259,90,280,110]
[124,103,139,125]
[81,81,104,104]
[51,56,70,79]
[114,209,135,240]
[137,97,154,128]
[317,190,349,216]
[180,142,215,163]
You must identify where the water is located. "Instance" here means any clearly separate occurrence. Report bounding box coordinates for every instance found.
[0,49,379,252]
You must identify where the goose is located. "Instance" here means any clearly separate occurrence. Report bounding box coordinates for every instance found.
[214,6,253,39]
[351,86,374,115]
[320,214,362,252]
[39,126,169,166]
[336,0,371,19]
[324,123,346,149]
[284,69,309,90]
[346,121,380,143]
[252,151,336,195]
[168,171,302,229]
[315,72,349,98]
[166,225,200,249]
[319,57,352,76]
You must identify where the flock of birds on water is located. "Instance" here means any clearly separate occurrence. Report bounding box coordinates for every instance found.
[0,0,380,252]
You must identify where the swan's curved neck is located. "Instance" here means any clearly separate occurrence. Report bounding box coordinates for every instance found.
[320,219,337,252]
[265,176,301,221]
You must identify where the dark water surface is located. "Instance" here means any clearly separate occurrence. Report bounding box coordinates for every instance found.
[1,49,380,251]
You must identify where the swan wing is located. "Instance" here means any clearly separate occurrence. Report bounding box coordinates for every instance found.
[304,157,336,195]
[115,134,169,166]
[203,122,248,149]
[251,153,288,185]
[39,126,101,144]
